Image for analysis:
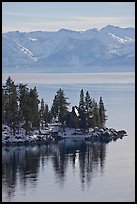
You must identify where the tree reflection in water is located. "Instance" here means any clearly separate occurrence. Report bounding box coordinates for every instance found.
[2,140,107,199]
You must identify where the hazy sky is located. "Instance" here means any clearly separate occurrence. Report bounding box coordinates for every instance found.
[2,2,135,32]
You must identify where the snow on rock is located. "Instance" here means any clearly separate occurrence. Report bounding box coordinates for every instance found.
[2,123,127,145]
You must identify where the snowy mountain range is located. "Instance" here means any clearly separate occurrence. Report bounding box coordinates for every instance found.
[2,25,135,73]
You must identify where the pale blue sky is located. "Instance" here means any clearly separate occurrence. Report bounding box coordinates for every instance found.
[2,2,135,33]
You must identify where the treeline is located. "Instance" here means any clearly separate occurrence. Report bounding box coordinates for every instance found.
[2,76,107,135]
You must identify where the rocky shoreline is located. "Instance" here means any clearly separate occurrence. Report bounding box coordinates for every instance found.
[2,123,127,145]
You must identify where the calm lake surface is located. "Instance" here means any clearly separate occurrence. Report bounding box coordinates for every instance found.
[2,73,135,202]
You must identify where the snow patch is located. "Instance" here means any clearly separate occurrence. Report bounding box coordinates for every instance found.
[29,37,37,41]
[14,40,38,62]
[108,33,128,43]
[74,107,79,117]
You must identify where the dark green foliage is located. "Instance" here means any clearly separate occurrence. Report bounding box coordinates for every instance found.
[3,76,18,135]
[70,90,107,130]
[51,95,59,119]
[3,77,107,135]
[56,89,70,125]
[85,91,92,112]
[18,83,30,134]
[28,87,40,129]
[66,112,72,128]
[84,91,94,131]
[40,98,45,129]
[3,79,40,135]
[51,88,70,131]
[99,96,107,128]
[44,103,52,126]
[79,89,85,112]
[78,89,87,130]
[78,109,87,130]
[2,88,6,123]
[91,100,100,128]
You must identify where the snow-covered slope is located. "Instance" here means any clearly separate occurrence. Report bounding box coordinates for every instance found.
[2,25,135,73]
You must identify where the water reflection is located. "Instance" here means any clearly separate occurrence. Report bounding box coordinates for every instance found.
[2,141,107,200]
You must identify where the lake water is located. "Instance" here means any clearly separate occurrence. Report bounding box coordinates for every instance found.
[2,73,135,202]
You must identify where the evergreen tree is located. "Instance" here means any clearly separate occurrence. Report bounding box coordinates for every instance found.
[29,87,40,130]
[85,91,91,112]
[18,83,29,133]
[4,76,18,135]
[44,104,51,126]
[78,89,87,130]
[51,94,59,120]
[99,96,107,128]
[56,89,70,130]
[19,84,40,135]
[10,84,18,135]
[85,91,94,131]
[2,76,109,136]
[51,88,70,131]
[92,100,100,128]
[2,87,6,124]
[40,98,45,129]
[78,109,87,130]
[18,85,40,134]
[18,83,30,134]
[66,112,72,128]
[79,89,85,112]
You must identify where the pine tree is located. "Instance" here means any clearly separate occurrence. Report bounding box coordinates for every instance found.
[40,98,45,129]
[18,83,30,135]
[57,89,70,130]
[78,89,87,130]
[4,76,18,135]
[92,100,100,128]
[29,87,40,130]
[2,76,109,136]
[44,103,48,126]
[44,104,51,126]
[18,84,40,134]
[99,96,107,128]
[85,91,91,112]
[51,94,59,120]
[79,89,85,112]
[10,84,18,135]
[2,87,6,124]
[18,83,29,133]
[51,88,70,131]
[85,91,94,131]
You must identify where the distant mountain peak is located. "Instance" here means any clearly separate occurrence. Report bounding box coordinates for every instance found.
[58,28,79,33]
[2,25,135,73]
[58,28,72,32]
